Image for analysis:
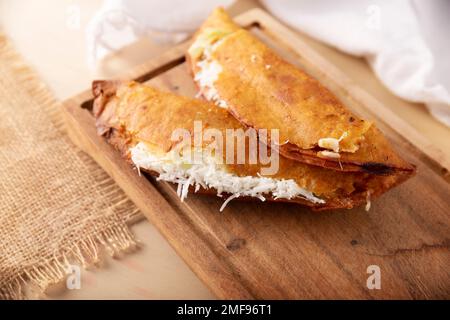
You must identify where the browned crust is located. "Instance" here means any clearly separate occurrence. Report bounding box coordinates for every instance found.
[92,80,414,211]
[186,8,416,176]
[278,143,416,175]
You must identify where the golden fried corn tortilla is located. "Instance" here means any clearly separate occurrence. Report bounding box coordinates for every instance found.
[92,80,412,211]
[187,8,415,175]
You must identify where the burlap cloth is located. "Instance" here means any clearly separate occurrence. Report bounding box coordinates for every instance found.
[0,34,142,299]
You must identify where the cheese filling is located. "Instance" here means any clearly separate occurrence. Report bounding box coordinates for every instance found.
[194,59,227,108]
[318,132,348,153]
[130,142,324,211]
[318,150,341,159]
[189,29,228,108]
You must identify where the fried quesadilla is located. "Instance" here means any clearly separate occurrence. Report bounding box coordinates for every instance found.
[93,81,412,211]
[187,8,416,175]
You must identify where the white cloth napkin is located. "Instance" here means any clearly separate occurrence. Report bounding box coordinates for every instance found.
[86,0,234,67]
[261,0,450,127]
[87,0,450,127]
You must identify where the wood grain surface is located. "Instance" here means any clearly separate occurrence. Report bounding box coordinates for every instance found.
[63,9,450,299]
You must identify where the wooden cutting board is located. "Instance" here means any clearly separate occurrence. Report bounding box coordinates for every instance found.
[63,8,450,299]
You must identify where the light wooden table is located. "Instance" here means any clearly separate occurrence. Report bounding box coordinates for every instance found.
[1,0,449,299]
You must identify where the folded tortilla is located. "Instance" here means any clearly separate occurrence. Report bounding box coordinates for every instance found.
[92,80,412,211]
[187,8,415,175]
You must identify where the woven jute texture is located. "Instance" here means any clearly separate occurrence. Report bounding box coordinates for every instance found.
[0,34,142,299]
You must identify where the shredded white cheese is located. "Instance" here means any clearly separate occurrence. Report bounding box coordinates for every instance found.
[189,31,228,108]
[318,150,341,159]
[318,138,340,153]
[194,59,227,108]
[273,139,289,146]
[318,132,348,153]
[365,190,371,212]
[130,142,325,211]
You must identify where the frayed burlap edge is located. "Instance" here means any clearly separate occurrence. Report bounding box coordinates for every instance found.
[0,34,144,299]
[0,225,138,300]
